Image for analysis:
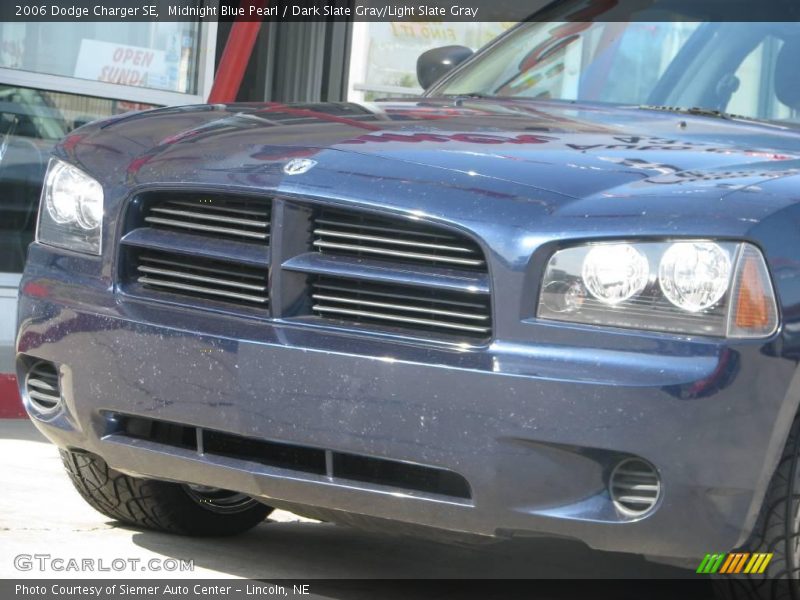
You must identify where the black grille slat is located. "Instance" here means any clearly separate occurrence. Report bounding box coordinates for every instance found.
[135,255,267,282]
[312,240,484,267]
[135,251,269,306]
[138,265,267,292]
[143,196,271,242]
[315,217,462,241]
[314,228,476,254]
[165,199,268,217]
[311,276,491,338]
[150,207,267,228]
[307,209,492,341]
[313,294,487,321]
[313,209,485,269]
[312,281,488,310]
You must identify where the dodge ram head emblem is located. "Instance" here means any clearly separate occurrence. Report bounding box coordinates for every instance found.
[283,158,317,175]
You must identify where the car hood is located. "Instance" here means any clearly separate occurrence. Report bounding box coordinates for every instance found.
[66,98,800,233]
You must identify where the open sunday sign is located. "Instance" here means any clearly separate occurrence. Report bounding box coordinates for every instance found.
[74,39,167,88]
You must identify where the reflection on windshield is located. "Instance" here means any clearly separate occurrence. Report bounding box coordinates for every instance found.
[434,21,800,124]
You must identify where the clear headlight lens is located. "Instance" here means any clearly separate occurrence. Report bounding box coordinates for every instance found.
[658,242,731,312]
[37,158,104,255]
[538,240,777,338]
[582,244,649,304]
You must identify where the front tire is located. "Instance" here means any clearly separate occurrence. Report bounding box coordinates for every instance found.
[714,414,800,598]
[60,449,271,536]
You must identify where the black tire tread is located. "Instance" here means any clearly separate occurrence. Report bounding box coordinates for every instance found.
[60,449,271,536]
[714,414,800,599]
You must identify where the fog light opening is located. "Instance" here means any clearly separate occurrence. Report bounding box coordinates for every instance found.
[609,458,661,517]
[24,360,63,414]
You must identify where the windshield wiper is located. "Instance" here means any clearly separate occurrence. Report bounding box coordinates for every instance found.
[637,105,793,128]
[439,92,496,99]
[638,105,742,120]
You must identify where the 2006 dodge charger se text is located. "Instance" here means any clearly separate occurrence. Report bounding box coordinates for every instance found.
[15,15,800,592]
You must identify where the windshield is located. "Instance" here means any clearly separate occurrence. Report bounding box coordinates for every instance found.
[432,21,800,124]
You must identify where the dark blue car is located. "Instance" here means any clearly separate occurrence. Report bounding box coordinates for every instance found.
[15,18,800,590]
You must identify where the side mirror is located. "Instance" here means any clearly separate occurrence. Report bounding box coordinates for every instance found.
[72,116,94,130]
[416,45,473,90]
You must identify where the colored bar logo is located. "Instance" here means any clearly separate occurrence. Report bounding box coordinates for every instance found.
[696,553,772,574]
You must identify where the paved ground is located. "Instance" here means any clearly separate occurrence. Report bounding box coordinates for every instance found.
[0,419,697,587]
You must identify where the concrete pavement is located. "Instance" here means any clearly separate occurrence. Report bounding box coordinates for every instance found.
[0,419,696,583]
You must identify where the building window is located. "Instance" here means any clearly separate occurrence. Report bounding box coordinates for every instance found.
[0,22,202,94]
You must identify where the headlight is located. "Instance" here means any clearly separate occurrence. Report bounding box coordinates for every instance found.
[538,240,778,338]
[37,158,104,255]
[658,242,731,311]
[581,244,649,304]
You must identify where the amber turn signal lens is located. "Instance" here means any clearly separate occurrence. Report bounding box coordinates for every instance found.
[728,244,778,338]
[735,256,770,328]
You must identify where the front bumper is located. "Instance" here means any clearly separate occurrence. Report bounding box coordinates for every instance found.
[16,254,799,563]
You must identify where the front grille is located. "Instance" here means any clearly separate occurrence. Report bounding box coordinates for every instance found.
[134,250,269,306]
[112,414,472,500]
[144,195,271,241]
[25,361,61,413]
[311,276,491,337]
[313,208,485,269]
[121,195,493,342]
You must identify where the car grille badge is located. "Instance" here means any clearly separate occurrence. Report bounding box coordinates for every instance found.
[283,158,317,175]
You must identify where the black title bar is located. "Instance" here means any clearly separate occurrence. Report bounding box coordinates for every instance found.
[3,0,800,22]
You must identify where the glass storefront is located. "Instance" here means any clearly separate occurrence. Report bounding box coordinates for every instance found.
[0,21,202,94]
